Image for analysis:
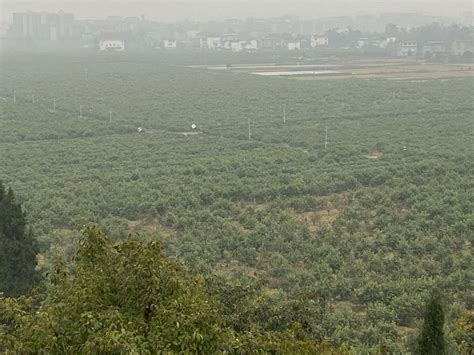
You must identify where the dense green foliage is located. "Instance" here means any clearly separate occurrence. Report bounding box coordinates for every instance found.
[0,182,39,296]
[0,226,344,354]
[454,311,474,354]
[0,52,472,352]
[416,291,446,354]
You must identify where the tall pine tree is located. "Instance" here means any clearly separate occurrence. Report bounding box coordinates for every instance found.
[0,181,39,296]
[417,290,446,355]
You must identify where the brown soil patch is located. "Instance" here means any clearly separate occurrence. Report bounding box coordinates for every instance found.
[330,300,366,314]
[296,208,340,232]
[246,57,471,81]
[293,63,473,81]
[128,217,174,238]
[397,326,415,340]
[215,259,259,278]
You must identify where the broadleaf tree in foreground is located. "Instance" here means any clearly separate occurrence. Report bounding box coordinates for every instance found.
[0,226,347,354]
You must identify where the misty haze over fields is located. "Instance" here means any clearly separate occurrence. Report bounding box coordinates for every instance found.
[0,0,473,353]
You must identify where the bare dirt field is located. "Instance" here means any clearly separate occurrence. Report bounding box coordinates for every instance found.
[201,58,473,81]
[294,61,474,80]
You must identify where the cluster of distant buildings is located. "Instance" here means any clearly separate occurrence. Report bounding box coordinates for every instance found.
[5,11,334,52]
[195,34,329,52]
[395,40,474,58]
[10,10,76,41]
[357,38,473,58]
[98,33,473,60]
[5,10,473,59]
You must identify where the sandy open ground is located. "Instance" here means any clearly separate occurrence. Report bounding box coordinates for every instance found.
[294,61,474,80]
[199,58,474,81]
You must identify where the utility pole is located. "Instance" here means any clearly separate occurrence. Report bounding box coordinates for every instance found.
[13,90,16,103]
[79,105,83,118]
[283,104,286,124]
[248,118,251,140]
[31,94,35,104]
[221,115,227,139]
[324,126,328,149]
[109,110,112,123]
[53,99,56,112]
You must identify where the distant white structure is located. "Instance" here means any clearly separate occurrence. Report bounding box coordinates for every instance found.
[163,40,177,49]
[186,30,199,39]
[370,38,383,48]
[99,39,125,51]
[225,39,259,52]
[357,38,369,48]
[230,41,243,52]
[397,41,418,56]
[245,40,259,51]
[287,41,301,51]
[452,40,473,56]
[311,36,329,48]
[379,37,397,49]
[422,41,446,56]
[222,33,238,42]
[202,37,221,49]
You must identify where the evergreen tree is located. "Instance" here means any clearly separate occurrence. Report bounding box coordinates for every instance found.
[417,290,446,355]
[0,181,39,296]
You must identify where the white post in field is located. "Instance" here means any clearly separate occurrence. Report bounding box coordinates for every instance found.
[325,126,328,149]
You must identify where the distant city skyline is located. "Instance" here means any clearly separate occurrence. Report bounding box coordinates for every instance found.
[1,1,472,25]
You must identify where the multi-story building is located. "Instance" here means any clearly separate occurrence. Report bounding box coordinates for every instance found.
[397,41,418,56]
[201,36,221,49]
[452,40,473,56]
[311,35,329,48]
[422,41,447,59]
[224,39,259,52]
[422,41,446,54]
[98,36,126,51]
[357,38,369,48]
[287,41,301,51]
[11,10,75,40]
[163,40,177,49]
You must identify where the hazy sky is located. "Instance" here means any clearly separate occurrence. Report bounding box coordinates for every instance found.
[1,0,472,24]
